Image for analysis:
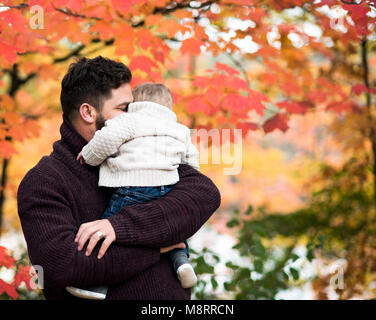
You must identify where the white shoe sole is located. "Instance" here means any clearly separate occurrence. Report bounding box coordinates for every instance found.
[66,286,106,300]
[177,264,198,288]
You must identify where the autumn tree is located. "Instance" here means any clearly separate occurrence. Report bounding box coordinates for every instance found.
[0,0,375,298]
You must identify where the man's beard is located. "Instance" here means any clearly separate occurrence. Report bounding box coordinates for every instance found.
[95,112,106,130]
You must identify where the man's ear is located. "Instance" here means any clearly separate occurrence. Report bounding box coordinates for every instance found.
[79,103,96,124]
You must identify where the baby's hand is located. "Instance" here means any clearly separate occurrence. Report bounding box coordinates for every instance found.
[76,152,86,165]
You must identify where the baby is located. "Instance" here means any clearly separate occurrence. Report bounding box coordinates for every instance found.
[66,83,199,300]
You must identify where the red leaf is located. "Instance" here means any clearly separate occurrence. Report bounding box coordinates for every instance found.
[230,77,249,91]
[305,90,327,104]
[263,113,289,133]
[237,121,259,134]
[342,3,369,21]
[326,101,353,114]
[0,246,15,269]
[215,62,240,76]
[352,83,368,95]
[14,265,32,290]
[0,279,18,299]
[192,76,211,89]
[248,89,268,116]
[0,10,28,33]
[281,80,301,96]
[276,100,306,114]
[0,42,18,64]
[187,96,210,115]
[223,94,248,116]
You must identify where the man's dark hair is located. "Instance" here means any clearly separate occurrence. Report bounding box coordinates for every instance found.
[60,56,132,121]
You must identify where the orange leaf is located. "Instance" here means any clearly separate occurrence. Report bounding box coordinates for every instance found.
[0,140,18,158]
[2,111,20,125]
[130,55,158,74]
[23,119,41,138]
[0,94,15,111]
[15,90,34,109]
[145,14,164,27]
[156,19,189,38]
[180,38,204,55]
[172,9,193,20]
[111,0,132,15]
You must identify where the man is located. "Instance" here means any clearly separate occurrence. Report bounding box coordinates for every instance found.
[17,56,221,300]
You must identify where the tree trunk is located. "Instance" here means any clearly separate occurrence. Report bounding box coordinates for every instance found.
[361,38,375,210]
[0,158,9,236]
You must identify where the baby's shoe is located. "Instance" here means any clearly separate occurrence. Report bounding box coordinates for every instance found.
[176,263,198,288]
[66,285,107,300]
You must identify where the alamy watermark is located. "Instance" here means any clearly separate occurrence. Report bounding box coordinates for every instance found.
[29,5,44,30]
[329,260,346,291]
[29,265,44,290]
[191,128,243,176]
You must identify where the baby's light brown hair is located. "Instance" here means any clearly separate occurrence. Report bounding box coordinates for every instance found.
[132,83,173,110]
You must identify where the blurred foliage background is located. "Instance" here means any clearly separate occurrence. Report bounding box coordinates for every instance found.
[0,0,376,299]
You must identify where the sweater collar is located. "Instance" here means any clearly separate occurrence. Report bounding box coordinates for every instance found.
[59,113,88,157]
[128,101,177,122]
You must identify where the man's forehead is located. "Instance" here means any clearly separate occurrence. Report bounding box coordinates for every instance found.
[110,84,133,101]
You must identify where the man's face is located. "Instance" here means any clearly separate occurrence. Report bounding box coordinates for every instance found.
[96,83,133,130]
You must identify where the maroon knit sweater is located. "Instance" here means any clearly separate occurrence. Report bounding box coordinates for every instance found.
[17,115,221,300]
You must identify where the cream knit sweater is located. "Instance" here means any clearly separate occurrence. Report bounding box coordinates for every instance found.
[81,101,200,187]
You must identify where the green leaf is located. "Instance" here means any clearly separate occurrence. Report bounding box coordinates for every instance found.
[251,239,266,257]
[227,218,240,228]
[224,281,235,291]
[233,208,240,216]
[238,268,251,279]
[225,261,238,269]
[250,224,265,236]
[282,270,289,281]
[290,253,299,262]
[289,267,299,281]
[232,242,242,250]
[306,248,314,262]
[211,277,218,290]
[254,259,263,273]
[317,235,325,248]
[244,205,253,215]
[194,256,214,274]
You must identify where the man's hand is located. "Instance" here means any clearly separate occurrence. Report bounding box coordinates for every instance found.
[160,242,186,253]
[75,219,116,259]
[76,152,86,165]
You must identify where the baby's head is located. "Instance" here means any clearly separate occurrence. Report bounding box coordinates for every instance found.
[132,83,173,110]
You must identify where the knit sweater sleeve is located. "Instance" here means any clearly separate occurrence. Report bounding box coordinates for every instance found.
[17,169,160,289]
[181,132,200,171]
[81,114,135,166]
[107,164,221,247]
